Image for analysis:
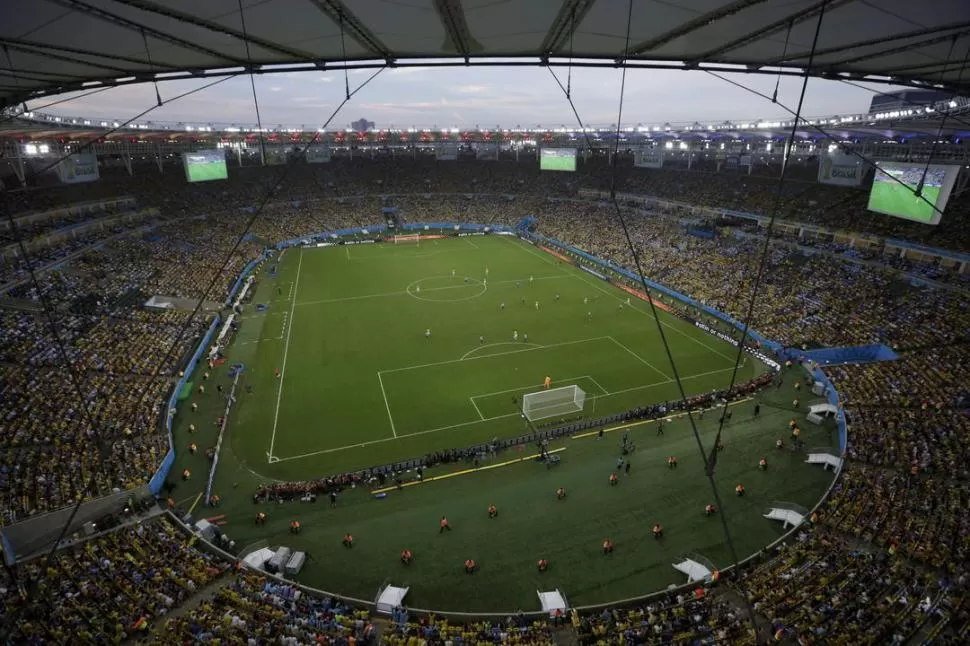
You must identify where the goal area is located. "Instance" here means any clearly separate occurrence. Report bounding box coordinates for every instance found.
[393,234,421,245]
[522,385,587,422]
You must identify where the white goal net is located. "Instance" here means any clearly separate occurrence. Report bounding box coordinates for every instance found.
[522,385,587,422]
[393,234,421,245]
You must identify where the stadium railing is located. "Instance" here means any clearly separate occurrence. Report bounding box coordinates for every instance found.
[521,230,848,458]
[149,314,221,496]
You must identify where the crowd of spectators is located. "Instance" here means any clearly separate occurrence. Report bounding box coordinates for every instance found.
[2,515,231,644]
[152,572,373,645]
[738,524,967,645]
[2,157,970,643]
[538,203,969,352]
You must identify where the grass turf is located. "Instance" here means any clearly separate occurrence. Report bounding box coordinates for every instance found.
[169,234,838,611]
[867,180,940,223]
[186,161,228,182]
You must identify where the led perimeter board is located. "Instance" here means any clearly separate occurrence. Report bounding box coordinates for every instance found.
[867,162,961,225]
[540,148,577,172]
[183,149,229,183]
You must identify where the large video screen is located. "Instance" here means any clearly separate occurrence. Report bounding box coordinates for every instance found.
[183,149,228,183]
[540,148,577,172]
[867,162,961,225]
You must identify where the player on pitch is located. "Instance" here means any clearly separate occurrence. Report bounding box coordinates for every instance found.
[544,376,552,390]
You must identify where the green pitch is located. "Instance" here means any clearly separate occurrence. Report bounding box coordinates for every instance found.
[539,154,576,172]
[186,161,228,182]
[171,235,838,611]
[867,180,940,223]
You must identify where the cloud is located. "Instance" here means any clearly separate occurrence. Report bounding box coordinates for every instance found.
[452,84,491,95]
[36,67,895,130]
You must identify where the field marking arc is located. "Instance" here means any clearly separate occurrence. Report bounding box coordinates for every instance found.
[379,336,613,375]
[514,240,735,362]
[461,341,542,360]
[267,248,303,462]
[406,276,487,303]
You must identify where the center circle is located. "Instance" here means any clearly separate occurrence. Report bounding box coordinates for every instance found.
[406,275,487,302]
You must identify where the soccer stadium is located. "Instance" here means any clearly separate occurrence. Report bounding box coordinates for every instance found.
[1,1,969,644]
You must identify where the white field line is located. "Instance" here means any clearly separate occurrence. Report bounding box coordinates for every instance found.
[590,365,738,400]
[294,274,567,308]
[272,363,740,464]
[461,341,542,360]
[586,374,610,395]
[469,397,485,420]
[379,336,613,375]
[470,375,600,401]
[346,246,351,260]
[464,237,480,249]
[514,239,735,362]
[239,335,283,346]
[607,335,673,381]
[272,412,521,463]
[268,248,303,461]
[378,372,398,437]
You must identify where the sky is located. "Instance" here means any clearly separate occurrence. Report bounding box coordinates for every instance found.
[35,66,897,131]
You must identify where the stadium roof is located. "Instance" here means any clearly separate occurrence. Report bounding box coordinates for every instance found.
[2,0,970,109]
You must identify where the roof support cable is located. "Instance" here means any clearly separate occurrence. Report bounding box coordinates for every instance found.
[339,9,351,101]
[8,55,384,637]
[705,3,829,483]
[708,67,950,221]
[772,20,794,104]
[566,6,576,100]
[913,36,967,200]
[140,27,162,107]
[237,0,266,164]
[1,45,24,113]
[547,0,767,641]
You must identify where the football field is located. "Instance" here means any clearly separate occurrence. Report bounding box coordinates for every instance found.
[868,179,940,222]
[229,235,755,478]
[171,233,839,610]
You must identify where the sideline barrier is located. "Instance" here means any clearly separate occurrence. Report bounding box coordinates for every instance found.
[148,314,221,495]
[800,344,899,365]
[526,232,783,354]
[225,256,263,305]
[522,231,848,457]
[205,372,241,505]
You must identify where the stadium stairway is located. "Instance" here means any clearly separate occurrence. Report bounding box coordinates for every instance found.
[550,625,579,646]
[141,572,234,638]
[0,296,43,313]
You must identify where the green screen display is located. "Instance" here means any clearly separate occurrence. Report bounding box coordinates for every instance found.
[183,149,228,182]
[867,162,958,225]
[540,148,577,172]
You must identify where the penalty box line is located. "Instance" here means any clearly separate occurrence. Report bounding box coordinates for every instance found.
[269,411,523,464]
[273,364,746,464]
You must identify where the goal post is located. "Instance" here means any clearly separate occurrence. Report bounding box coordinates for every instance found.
[522,385,587,422]
[393,234,421,245]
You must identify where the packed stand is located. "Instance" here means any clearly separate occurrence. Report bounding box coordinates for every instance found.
[151,572,373,645]
[738,524,968,645]
[574,592,748,645]
[537,204,970,351]
[2,516,230,644]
